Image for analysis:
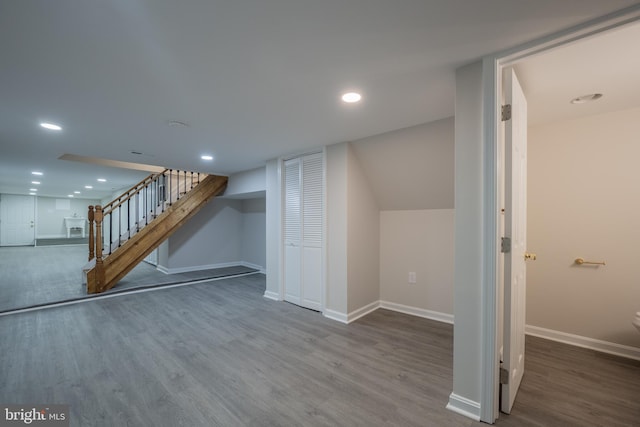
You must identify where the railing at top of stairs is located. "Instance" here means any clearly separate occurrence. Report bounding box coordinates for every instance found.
[87,169,206,264]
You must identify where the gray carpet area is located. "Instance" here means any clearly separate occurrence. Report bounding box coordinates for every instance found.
[0,245,257,313]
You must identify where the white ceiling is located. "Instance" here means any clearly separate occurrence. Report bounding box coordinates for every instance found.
[0,1,637,199]
[516,21,640,126]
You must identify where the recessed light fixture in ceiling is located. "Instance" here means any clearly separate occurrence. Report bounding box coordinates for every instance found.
[31,181,40,185]
[97,178,107,182]
[32,171,43,176]
[341,92,362,103]
[29,188,37,192]
[166,120,190,128]
[74,191,81,194]
[67,194,74,198]
[85,185,93,189]
[40,122,62,131]
[201,155,214,161]
[570,93,603,104]
[29,192,36,196]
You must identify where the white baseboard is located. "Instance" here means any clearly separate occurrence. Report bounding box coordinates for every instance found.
[525,325,640,361]
[379,301,454,324]
[446,393,481,421]
[323,309,349,324]
[36,234,67,239]
[155,261,264,275]
[239,261,266,274]
[263,291,280,301]
[322,300,453,326]
[347,301,380,323]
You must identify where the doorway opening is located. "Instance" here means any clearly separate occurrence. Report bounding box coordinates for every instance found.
[491,11,640,423]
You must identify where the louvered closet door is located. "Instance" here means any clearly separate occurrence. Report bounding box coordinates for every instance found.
[283,153,323,311]
[284,158,302,305]
[301,153,323,310]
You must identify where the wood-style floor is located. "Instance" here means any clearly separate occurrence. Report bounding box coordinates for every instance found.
[0,245,255,312]
[1,274,639,426]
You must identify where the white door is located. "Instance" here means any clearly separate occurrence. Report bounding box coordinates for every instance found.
[501,67,529,413]
[283,153,323,311]
[284,158,302,306]
[300,153,323,310]
[0,194,36,246]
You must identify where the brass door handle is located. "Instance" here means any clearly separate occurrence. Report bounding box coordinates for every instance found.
[524,253,537,261]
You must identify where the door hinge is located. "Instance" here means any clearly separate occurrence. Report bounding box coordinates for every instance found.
[501,104,512,121]
[500,367,510,384]
[501,237,511,253]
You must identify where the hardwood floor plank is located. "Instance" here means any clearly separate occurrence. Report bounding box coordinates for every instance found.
[1,274,638,426]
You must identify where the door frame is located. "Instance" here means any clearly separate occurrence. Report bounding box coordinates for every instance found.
[480,5,640,423]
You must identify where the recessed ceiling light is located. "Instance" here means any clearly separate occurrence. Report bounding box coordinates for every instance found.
[67,194,74,198]
[201,155,214,161]
[29,192,36,196]
[166,120,190,128]
[74,191,81,194]
[31,171,43,176]
[341,92,362,103]
[570,93,603,104]
[40,122,62,131]
[29,188,37,192]
[97,178,107,182]
[31,181,40,185]
[85,185,93,189]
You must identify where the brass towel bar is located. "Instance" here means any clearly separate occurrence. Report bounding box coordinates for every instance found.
[574,258,606,266]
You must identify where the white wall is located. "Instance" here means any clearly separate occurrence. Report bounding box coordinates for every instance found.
[223,167,266,199]
[528,107,640,348]
[348,118,456,317]
[450,60,486,418]
[162,199,243,271]
[326,143,349,315]
[380,209,454,316]
[347,143,380,312]
[350,117,455,210]
[265,159,282,298]
[241,197,266,270]
[36,196,100,238]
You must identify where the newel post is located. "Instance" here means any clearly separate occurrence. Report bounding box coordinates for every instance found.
[94,205,105,292]
[88,206,95,261]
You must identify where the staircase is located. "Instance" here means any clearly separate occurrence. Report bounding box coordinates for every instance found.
[85,169,228,294]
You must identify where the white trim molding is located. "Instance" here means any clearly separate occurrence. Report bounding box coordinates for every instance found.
[347,301,380,323]
[323,309,349,324]
[239,261,266,274]
[263,291,280,301]
[323,300,455,326]
[446,393,481,421]
[526,325,640,361]
[156,261,264,275]
[380,301,454,324]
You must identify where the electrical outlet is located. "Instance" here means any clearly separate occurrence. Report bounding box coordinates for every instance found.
[408,272,416,284]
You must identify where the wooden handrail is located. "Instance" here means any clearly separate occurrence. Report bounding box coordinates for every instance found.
[87,169,208,266]
[102,169,168,214]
